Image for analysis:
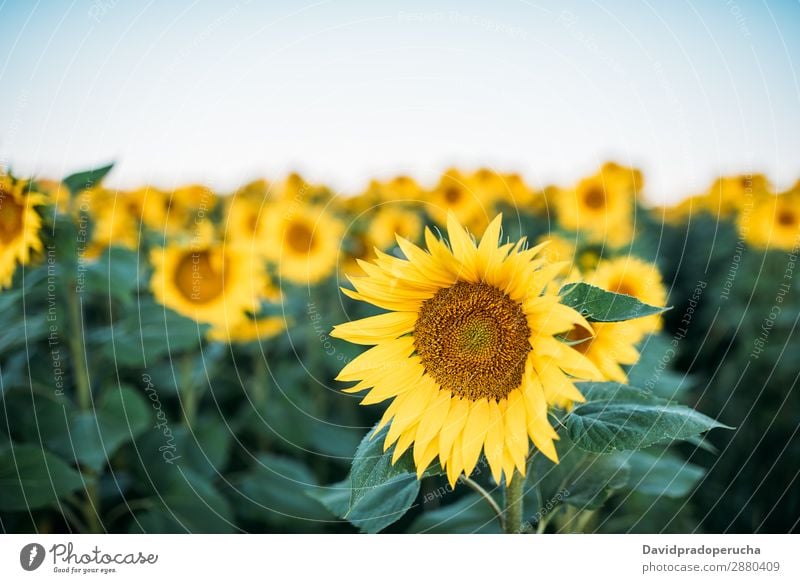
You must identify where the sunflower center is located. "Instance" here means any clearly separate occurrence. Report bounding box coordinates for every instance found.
[583,186,606,209]
[0,192,24,244]
[414,282,531,401]
[444,186,462,204]
[285,221,315,253]
[173,250,226,304]
[777,209,796,227]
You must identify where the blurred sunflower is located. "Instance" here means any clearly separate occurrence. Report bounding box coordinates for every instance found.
[588,257,667,335]
[375,175,424,203]
[223,196,265,247]
[472,169,534,208]
[742,183,800,251]
[653,194,705,225]
[705,174,772,218]
[86,205,140,258]
[427,169,489,234]
[162,184,218,233]
[339,231,378,278]
[150,239,264,325]
[554,171,634,247]
[0,175,46,288]
[563,321,641,383]
[123,186,170,230]
[261,203,344,285]
[35,178,70,214]
[331,214,603,486]
[369,207,422,249]
[207,314,285,343]
[536,233,576,266]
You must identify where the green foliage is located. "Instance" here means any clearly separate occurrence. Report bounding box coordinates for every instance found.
[560,282,669,322]
[63,163,114,196]
[0,445,85,511]
[566,383,728,454]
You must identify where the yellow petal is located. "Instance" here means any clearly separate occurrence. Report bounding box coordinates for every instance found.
[331,312,417,346]
[461,399,490,476]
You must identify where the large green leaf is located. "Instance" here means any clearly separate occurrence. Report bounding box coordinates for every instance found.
[336,423,444,532]
[623,451,705,498]
[0,445,86,511]
[407,493,501,533]
[96,299,207,367]
[50,385,150,472]
[308,475,421,534]
[567,400,727,454]
[231,454,328,530]
[559,453,630,510]
[130,468,235,533]
[63,163,114,195]
[626,335,693,399]
[349,423,440,508]
[560,282,668,322]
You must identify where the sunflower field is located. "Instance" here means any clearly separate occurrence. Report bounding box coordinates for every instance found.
[0,162,797,534]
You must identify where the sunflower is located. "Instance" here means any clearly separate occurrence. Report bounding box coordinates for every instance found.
[0,175,46,288]
[86,204,140,258]
[339,231,378,278]
[742,183,800,251]
[563,321,641,383]
[207,314,285,343]
[375,175,424,203]
[150,239,264,325]
[331,214,604,487]
[588,257,667,336]
[705,174,771,218]
[369,207,423,250]
[553,171,634,247]
[536,233,576,266]
[223,196,265,247]
[426,169,489,234]
[653,194,705,225]
[35,178,71,214]
[161,184,218,233]
[261,203,344,285]
[123,186,170,230]
[471,169,535,208]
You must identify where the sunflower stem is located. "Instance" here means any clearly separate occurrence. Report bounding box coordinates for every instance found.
[66,285,91,410]
[504,471,524,534]
[461,476,504,528]
[66,285,101,533]
[181,353,197,425]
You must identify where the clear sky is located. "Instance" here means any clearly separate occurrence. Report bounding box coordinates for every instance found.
[1,0,798,203]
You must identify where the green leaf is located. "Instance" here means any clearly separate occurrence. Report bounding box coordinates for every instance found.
[82,247,141,304]
[63,163,114,195]
[0,445,86,511]
[340,423,444,532]
[567,400,728,454]
[131,468,234,533]
[50,385,150,472]
[309,475,421,534]
[408,493,501,533]
[560,282,668,322]
[559,453,630,510]
[96,299,206,367]
[577,381,665,404]
[623,451,705,498]
[626,335,693,399]
[350,423,440,508]
[231,454,328,530]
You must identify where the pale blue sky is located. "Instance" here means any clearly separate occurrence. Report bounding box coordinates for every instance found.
[1,0,798,202]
